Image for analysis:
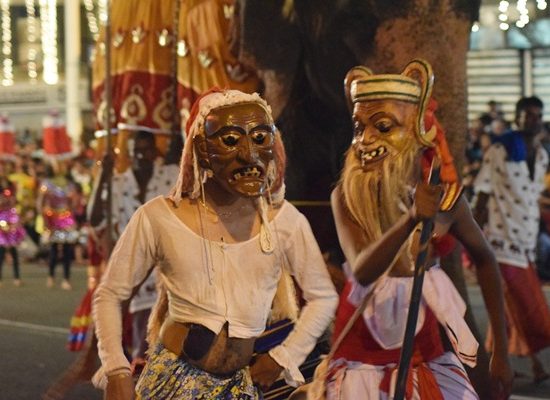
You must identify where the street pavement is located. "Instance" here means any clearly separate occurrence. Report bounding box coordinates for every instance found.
[0,262,549,399]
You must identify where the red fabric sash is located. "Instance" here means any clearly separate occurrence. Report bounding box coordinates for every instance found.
[332,282,445,365]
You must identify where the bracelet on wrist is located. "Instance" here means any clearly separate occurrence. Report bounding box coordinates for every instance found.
[107,368,131,380]
[107,372,131,381]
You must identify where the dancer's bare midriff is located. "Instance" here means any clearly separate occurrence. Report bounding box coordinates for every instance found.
[160,316,256,376]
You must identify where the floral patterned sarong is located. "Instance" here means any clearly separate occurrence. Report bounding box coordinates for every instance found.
[136,344,262,400]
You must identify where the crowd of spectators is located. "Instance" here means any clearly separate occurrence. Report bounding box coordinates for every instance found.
[0,131,95,287]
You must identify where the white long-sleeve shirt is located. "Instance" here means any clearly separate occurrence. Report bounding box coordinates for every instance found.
[93,196,338,385]
[111,162,180,313]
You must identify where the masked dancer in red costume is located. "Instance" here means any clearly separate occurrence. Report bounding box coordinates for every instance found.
[327,60,513,399]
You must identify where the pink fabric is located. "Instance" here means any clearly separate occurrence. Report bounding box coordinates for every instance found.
[0,208,25,247]
[44,211,76,231]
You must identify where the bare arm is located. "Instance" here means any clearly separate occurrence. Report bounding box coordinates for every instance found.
[331,186,415,285]
[331,184,439,286]
[450,195,513,397]
[93,207,157,383]
[105,373,134,400]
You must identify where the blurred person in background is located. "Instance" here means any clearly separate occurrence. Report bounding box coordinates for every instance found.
[474,96,550,384]
[37,161,79,290]
[89,129,181,372]
[0,162,26,287]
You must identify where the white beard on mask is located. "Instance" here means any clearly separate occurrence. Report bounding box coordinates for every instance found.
[340,145,420,245]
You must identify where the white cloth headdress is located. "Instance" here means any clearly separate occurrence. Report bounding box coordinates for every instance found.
[169,89,273,204]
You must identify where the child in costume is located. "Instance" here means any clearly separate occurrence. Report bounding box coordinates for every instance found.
[0,117,25,286]
[0,165,26,287]
[38,111,78,290]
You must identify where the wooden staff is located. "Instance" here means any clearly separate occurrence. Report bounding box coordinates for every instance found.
[171,0,181,135]
[393,158,441,400]
[103,0,114,256]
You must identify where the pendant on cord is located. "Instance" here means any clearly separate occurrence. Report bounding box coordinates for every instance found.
[260,223,274,254]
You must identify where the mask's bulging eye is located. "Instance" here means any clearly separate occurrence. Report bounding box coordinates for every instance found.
[250,131,268,144]
[221,133,240,146]
[375,118,393,133]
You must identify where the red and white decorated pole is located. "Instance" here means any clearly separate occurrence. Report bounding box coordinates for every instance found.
[0,114,16,161]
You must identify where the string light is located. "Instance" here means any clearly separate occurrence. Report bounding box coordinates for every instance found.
[83,0,99,41]
[515,0,530,28]
[499,1,510,13]
[499,1,510,30]
[25,0,38,83]
[39,0,58,84]
[1,0,13,86]
[516,0,528,12]
[98,0,107,25]
[496,0,543,30]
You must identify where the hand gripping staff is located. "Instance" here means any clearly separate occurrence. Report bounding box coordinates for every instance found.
[393,158,441,400]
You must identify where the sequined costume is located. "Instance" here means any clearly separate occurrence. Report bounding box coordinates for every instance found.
[40,178,79,244]
[0,186,26,248]
[0,181,25,285]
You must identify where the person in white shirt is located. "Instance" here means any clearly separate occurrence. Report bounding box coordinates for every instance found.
[93,88,338,399]
[89,130,180,371]
[474,96,550,384]
[110,131,180,368]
